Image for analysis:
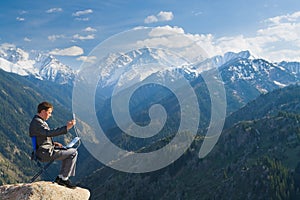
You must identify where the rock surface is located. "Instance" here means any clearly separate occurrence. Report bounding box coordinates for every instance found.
[0,181,90,200]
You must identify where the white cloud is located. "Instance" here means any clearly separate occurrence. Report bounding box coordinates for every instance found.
[144,15,158,24]
[0,43,16,49]
[73,34,95,40]
[149,26,184,37]
[46,8,63,13]
[182,10,300,62]
[257,21,300,42]
[83,27,97,32]
[135,26,210,61]
[72,9,93,17]
[192,10,203,16]
[75,17,90,21]
[24,37,31,42]
[144,11,174,24]
[76,56,97,63]
[266,11,300,25]
[157,11,174,21]
[48,34,65,42]
[19,10,28,15]
[49,46,84,56]
[140,26,194,51]
[16,17,25,21]
[248,11,300,61]
[138,11,300,63]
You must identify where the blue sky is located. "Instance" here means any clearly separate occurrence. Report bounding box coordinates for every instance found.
[1,0,300,68]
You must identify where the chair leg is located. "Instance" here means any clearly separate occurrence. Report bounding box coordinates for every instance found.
[30,160,54,183]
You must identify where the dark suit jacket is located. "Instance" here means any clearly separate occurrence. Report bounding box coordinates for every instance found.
[29,115,67,161]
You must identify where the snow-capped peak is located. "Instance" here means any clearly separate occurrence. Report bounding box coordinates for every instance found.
[98,47,188,89]
[0,44,75,85]
[210,50,251,68]
[0,43,30,63]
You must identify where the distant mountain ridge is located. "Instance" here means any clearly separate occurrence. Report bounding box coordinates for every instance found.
[279,61,300,76]
[97,49,299,90]
[95,49,254,92]
[90,48,300,118]
[0,43,299,92]
[0,43,75,85]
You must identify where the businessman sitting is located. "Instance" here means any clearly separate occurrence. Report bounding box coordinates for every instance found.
[29,101,77,188]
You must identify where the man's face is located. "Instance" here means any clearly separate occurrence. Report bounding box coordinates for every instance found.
[40,108,53,121]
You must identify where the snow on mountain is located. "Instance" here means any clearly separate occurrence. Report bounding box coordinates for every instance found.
[0,44,38,76]
[0,44,75,85]
[90,46,300,99]
[97,48,188,90]
[1,43,299,93]
[97,47,299,90]
[221,57,298,84]
[93,47,300,118]
[216,54,300,113]
[88,47,299,115]
[209,50,251,68]
[278,61,300,76]
[32,53,75,84]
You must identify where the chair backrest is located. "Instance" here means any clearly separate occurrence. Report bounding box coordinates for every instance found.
[31,136,38,161]
[31,136,37,151]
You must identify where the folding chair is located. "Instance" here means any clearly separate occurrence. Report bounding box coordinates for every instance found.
[30,136,54,183]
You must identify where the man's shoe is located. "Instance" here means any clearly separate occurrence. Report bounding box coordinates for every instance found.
[54,176,76,189]
[54,176,62,185]
[54,176,61,183]
[62,179,77,189]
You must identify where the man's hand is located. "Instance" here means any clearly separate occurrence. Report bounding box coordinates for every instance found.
[54,142,63,148]
[66,119,76,131]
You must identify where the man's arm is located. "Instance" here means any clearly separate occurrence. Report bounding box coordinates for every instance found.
[29,117,67,137]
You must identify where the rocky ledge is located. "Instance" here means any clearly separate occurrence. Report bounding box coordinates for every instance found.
[0,181,90,200]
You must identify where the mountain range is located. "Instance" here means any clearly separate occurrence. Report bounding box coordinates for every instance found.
[0,43,75,85]
[1,44,299,99]
[0,44,299,199]
[88,48,300,106]
[81,84,300,200]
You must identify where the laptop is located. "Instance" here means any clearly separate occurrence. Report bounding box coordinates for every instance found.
[62,137,80,149]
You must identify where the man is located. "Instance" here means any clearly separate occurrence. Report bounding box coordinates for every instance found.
[29,101,77,188]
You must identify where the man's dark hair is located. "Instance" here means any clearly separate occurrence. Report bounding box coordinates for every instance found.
[37,102,53,113]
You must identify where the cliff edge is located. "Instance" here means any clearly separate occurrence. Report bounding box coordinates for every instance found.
[0,181,90,200]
